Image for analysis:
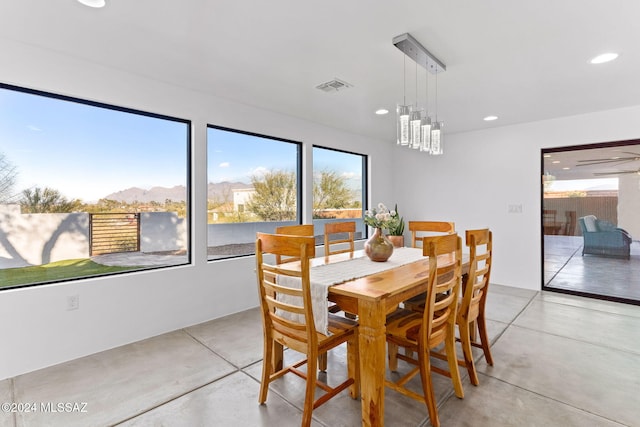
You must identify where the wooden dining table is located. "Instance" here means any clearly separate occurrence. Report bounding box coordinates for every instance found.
[281,248,469,427]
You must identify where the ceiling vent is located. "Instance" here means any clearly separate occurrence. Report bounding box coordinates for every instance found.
[315,78,353,93]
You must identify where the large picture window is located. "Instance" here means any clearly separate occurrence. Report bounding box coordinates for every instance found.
[207,126,301,260]
[0,83,190,290]
[312,146,366,239]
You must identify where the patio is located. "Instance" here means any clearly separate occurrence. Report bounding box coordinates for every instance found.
[544,235,640,302]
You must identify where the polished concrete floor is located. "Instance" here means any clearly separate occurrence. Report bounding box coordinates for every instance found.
[3,284,640,427]
[544,235,640,302]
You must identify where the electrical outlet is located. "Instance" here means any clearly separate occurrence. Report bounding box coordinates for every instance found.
[508,204,523,214]
[67,294,79,311]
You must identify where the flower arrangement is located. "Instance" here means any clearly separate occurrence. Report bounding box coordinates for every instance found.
[364,202,400,231]
[387,204,405,236]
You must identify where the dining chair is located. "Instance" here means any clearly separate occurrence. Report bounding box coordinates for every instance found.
[274,224,336,371]
[429,228,494,386]
[385,233,464,427]
[274,224,315,264]
[408,220,455,248]
[323,221,356,256]
[324,221,358,322]
[403,221,455,312]
[458,228,494,382]
[255,232,359,427]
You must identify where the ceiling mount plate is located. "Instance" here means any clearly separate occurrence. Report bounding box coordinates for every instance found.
[393,33,446,74]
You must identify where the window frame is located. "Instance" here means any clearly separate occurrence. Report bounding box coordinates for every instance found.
[206,124,303,261]
[312,144,368,238]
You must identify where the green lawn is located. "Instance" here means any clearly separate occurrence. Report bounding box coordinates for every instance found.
[0,259,137,288]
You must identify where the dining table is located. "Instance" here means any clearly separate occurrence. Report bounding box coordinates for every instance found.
[276,246,469,427]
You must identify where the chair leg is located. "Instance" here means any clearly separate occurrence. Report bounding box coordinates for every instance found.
[272,341,284,372]
[476,314,494,366]
[418,345,440,427]
[318,352,327,372]
[445,324,464,398]
[388,342,399,371]
[259,337,273,404]
[469,319,478,342]
[347,334,360,398]
[458,321,479,386]
[302,356,317,427]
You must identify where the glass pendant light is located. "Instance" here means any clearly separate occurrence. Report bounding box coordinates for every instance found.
[393,33,446,154]
[430,121,443,155]
[410,110,422,149]
[409,62,422,149]
[397,56,411,146]
[420,116,432,152]
[397,105,411,145]
[420,67,432,152]
[409,62,422,150]
[430,72,443,155]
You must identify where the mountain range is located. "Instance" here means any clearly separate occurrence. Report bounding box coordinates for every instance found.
[104,181,252,203]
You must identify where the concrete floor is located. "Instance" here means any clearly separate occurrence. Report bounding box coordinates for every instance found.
[3,284,640,426]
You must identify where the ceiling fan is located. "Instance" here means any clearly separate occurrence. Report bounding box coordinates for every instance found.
[576,152,640,167]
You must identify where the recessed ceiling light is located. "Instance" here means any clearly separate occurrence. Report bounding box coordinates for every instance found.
[77,0,106,8]
[375,109,389,115]
[589,53,619,64]
[562,167,570,170]
[483,115,498,121]
[552,160,560,164]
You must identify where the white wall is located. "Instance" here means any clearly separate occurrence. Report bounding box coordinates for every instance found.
[0,39,395,380]
[392,108,640,289]
[0,210,186,267]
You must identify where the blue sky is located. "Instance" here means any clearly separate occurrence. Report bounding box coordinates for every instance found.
[207,128,364,192]
[0,87,188,202]
[0,86,363,204]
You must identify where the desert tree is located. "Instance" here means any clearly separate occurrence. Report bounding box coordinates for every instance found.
[20,187,81,213]
[246,170,297,221]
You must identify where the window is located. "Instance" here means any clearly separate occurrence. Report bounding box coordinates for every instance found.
[0,83,190,290]
[207,126,301,260]
[312,146,366,239]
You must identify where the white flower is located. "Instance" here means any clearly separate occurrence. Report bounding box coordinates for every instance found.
[363,202,400,231]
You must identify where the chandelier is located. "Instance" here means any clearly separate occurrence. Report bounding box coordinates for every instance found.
[393,33,446,155]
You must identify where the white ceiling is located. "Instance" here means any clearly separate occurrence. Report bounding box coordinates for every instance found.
[544,142,640,181]
[2,0,640,146]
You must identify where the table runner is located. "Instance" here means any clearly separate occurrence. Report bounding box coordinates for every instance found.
[277,247,425,334]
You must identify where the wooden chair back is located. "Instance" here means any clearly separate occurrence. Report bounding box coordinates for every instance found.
[450,228,494,385]
[274,224,315,264]
[324,221,355,256]
[421,233,462,350]
[460,229,492,328]
[256,232,317,345]
[409,221,455,248]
